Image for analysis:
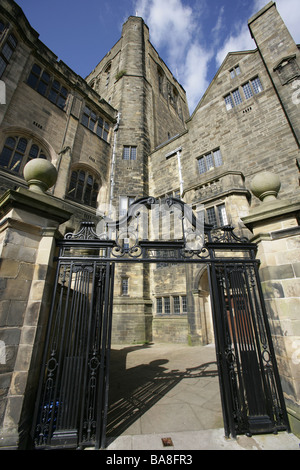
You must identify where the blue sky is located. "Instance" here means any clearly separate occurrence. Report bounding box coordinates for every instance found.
[18,0,300,113]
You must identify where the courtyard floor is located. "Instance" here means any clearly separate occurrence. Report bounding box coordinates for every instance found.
[105,343,299,450]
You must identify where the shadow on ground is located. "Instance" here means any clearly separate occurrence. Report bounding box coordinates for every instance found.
[106,344,218,441]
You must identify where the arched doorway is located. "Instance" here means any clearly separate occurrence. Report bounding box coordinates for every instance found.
[197,267,214,345]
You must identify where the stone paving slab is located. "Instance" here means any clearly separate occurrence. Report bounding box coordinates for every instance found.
[106,428,300,451]
[105,343,299,451]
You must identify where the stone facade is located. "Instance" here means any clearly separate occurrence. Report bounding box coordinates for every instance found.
[0,0,300,444]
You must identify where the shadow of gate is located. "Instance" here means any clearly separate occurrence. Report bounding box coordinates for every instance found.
[106,345,219,443]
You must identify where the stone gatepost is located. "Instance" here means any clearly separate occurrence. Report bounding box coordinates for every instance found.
[242,171,300,437]
[0,159,72,449]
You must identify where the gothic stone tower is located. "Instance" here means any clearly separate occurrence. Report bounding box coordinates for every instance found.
[87,16,189,208]
[86,16,190,343]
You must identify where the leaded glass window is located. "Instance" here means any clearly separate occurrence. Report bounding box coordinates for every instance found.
[213,149,223,167]
[206,207,218,227]
[182,296,187,313]
[198,148,223,174]
[122,278,129,295]
[174,296,180,314]
[0,136,48,176]
[218,204,228,226]
[232,88,242,105]
[230,65,240,78]
[0,33,17,78]
[251,77,263,94]
[206,204,228,228]
[243,82,253,100]
[67,168,100,208]
[224,94,234,110]
[27,64,68,109]
[123,146,137,160]
[81,106,110,141]
[164,297,170,314]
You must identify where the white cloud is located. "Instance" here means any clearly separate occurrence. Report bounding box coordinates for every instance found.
[135,0,195,58]
[134,0,211,112]
[216,0,300,67]
[134,0,300,113]
[216,24,255,67]
[212,6,225,40]
[180,43,213,111]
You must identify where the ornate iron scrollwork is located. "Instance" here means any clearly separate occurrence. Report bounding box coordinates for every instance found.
[210,225,249,244]
[62,197,251,261]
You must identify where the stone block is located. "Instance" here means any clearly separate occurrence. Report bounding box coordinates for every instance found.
[14,345,33,371]
[276,249,300,265]
[3,395,23,433]
[266,297,300,321]
[4,229,39,249]
[292,262,300,278]
[0,259,20,278]
[10,371,27,396]
[18,263,35,281]
[0,301,10,325]
[19,326,36,347]
[1,278,31,301]
[0,373,11,392]
[0,328,21,346]
[282,279,300,298]
[23,301,42,327]
[28,280,46,302]
[7,301,27,327]
[259,264,294,282]
[261,280,284,299]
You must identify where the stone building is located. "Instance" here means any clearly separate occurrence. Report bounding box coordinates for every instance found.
[0,0,299,447]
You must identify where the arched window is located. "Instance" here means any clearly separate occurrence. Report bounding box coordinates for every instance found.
[0,136,47,175]
[67,168,100,208]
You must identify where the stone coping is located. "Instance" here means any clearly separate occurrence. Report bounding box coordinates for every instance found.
[0,187,72,225]
[242,199,300,229]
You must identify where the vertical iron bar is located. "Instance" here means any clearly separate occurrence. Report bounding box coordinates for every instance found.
[56,266,79,431]
[31,257,63,445]
[78,261,98,445]
[222,265,248,429]
[64,266,87,430]
[100,262,115,449]
[94,262,115,450]
[241,265,270,418]
[46,260,75,444]
[208,262,236,438]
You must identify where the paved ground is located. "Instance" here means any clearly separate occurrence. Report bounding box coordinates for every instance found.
[105,343,299,451]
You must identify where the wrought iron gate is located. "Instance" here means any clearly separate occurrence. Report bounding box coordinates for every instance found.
[32,259,115,449]
[31,197,290,449]
[209,260,289,437]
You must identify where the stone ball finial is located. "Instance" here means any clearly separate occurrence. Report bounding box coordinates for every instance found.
[23,158,57,194]
[250,171,281,203]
